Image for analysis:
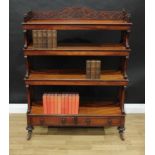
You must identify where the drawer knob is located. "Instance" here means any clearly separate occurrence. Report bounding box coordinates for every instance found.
[61,118,66,124]
[73,117,78,125]
[40,118,45,125]
[85,118,91,125]
[107,119,112,126]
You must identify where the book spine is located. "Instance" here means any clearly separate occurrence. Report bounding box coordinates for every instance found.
[86,60,91,79]
[71,94,73,114]
[96,60,101,79]
[58,94,62,114]
[61,94,65,114]
[91,60,96,79]
[64,94,69,114]
[50,94,53,114]
[55,93,58,114]
[32,30,38,48]
[52,30,57,48]
[38,30,43,48]
[76,93,79,114]
[42,30,47,48]
[68,94,71,114]
[43,94,47,114]
[53,93,57,114]
[47,30,53,48]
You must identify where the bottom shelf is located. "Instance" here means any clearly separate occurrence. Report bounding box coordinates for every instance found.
[30,101,122,116]
[28,101,124,127]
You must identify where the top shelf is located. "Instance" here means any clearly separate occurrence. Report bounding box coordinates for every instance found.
[22,7,132,30]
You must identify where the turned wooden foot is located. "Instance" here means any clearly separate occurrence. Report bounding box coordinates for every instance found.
[26,126,33,140]
[117,127,125,141]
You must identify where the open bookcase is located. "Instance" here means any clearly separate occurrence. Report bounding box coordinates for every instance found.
[22,7,132,140]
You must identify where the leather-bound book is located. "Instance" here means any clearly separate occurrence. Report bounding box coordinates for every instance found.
[86,60,91,79]
[52,30,57,48]
[42,30,47,48]
[96,60,101,79]
[91,60,96,79]
[32,30,38,48]
[47,30,53,48]
[38,30,43,48]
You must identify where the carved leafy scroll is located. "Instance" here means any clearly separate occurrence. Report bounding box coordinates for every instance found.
[24,7,131,22]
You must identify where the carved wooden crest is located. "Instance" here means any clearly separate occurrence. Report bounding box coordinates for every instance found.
[24,7,131,22]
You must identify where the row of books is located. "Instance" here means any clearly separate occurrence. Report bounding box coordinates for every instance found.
[43,93,79,114]
[86,60,101,79]
[32,30,57,48]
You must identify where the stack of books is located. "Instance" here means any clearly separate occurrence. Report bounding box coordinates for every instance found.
[43,93,79,114]
[86,60,101,79]
[32,30,57,48]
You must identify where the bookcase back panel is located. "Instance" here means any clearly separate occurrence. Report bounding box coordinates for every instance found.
[31,86,120,103]
[30,56,121,71]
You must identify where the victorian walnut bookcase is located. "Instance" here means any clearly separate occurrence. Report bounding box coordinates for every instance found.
[22,7,132,140]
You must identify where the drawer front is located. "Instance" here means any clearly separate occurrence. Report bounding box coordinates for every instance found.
[31,116,77,126]
[30,116,121,127]
[78,117,121,126]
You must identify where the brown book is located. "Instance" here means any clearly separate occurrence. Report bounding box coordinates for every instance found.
[95,60,101,79]
[86,60,91,79]
[32,30,38,48]
[52,30,57,48]
[42,30,47,48]
[90,60,96,79]
[57,94,61,114]
[47,30,53,48]
[38,30,43,48]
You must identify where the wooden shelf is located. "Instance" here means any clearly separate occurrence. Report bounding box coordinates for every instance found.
[22,8,132,30]
[30,101,122,116]
[24,43,130,56]
[25,70,128,86]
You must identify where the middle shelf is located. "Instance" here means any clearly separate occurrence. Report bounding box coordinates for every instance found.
[25,70,128,86]
[30,101,122,116]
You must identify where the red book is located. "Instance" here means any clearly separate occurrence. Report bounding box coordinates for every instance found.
[76,94,79,114]
[43,93,47,114]
[50,94,54,114]
[61,94,65,114]
[64,94,68,114]
[74,94,77,114]
[57,94,61,114]
[69,94,72,114]
[71,94,75,114]
[47,94,50,114]
[54,94,58,114]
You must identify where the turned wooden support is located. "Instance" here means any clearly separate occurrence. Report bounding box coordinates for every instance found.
[25,84,32,112]
[24,56,30,78]
[23,30,28,49]
[125,30,131,49]
[124,56,129,79]
[119,56,129,79]
[117,126,125,141]
[118,86,126,113]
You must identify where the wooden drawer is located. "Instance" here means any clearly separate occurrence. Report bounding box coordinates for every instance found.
[77,117,121,126]
[30,115,122,127]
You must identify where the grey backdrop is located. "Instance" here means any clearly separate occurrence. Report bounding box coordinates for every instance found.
[9,0,145,103]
